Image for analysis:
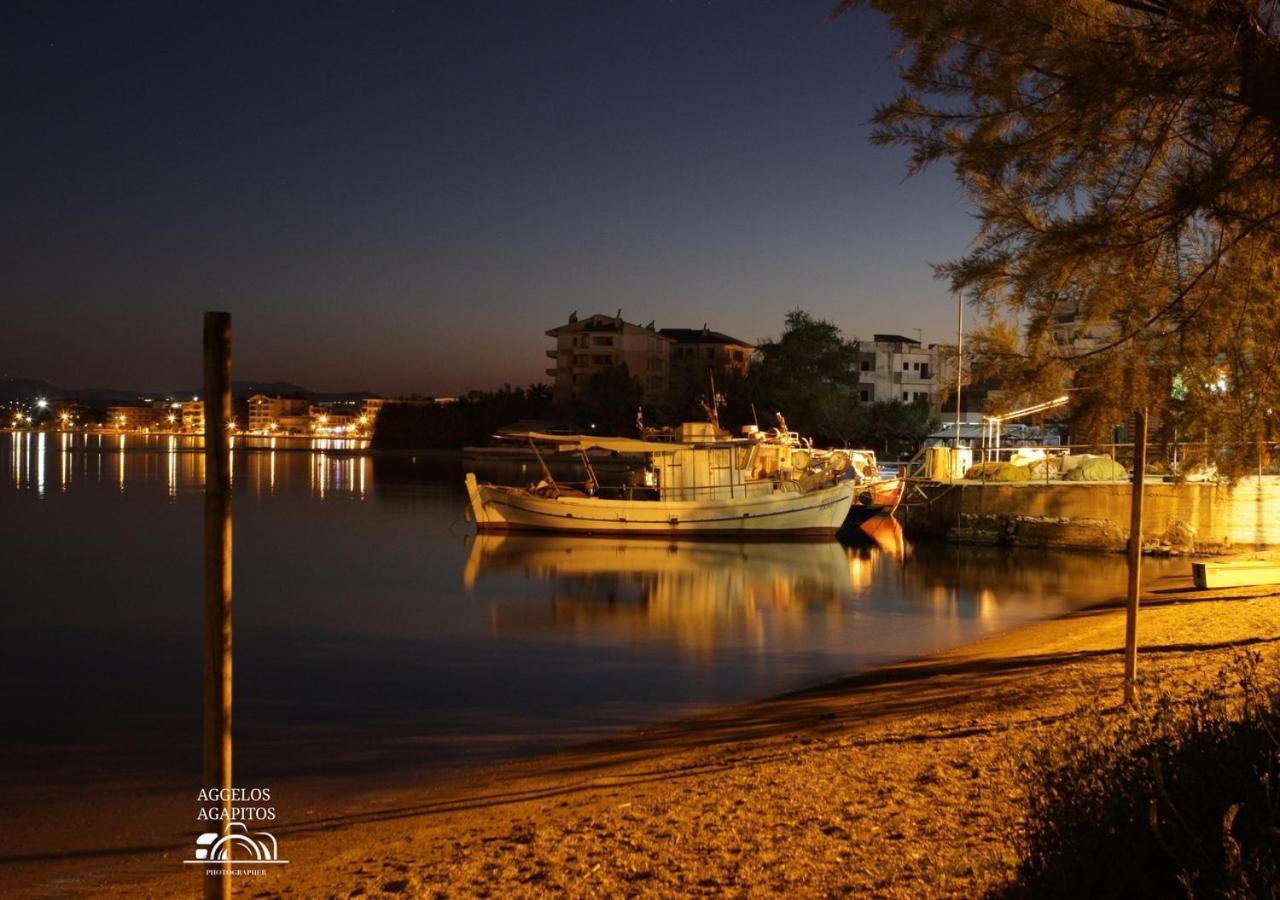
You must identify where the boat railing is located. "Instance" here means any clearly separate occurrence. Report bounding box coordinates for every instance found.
[580,477,814,501]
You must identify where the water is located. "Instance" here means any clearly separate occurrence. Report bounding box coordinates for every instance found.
[0,431,1179,871]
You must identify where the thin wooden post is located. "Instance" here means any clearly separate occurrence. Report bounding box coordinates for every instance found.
[954,294,963,453]
[1124,408,1148,706]
[203,312,233,900]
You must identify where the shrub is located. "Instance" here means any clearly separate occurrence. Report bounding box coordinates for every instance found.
[1003,653,1280,899]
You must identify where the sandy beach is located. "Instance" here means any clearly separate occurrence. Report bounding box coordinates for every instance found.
[29,568,1280,898]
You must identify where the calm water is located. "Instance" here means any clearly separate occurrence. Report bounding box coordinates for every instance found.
[0,431,1178,864]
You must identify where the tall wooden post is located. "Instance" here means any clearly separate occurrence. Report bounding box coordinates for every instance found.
[203,312,233,900]
[1124,408,1148,706]
[954,294,963,453]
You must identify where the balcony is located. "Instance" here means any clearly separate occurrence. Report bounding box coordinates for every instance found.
[545,350,558,360]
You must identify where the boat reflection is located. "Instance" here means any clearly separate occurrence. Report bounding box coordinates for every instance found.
[464,533,867,653]
[854,514,906,562]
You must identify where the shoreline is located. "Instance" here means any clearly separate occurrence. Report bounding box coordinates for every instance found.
[37,567,1279,897]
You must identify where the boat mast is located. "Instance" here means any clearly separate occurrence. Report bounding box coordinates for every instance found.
[528,437,559,496]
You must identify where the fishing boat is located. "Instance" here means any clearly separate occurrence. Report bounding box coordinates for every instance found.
[464,422,855,536]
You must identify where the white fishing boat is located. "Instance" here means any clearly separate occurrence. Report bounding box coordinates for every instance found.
[464,422,855,537]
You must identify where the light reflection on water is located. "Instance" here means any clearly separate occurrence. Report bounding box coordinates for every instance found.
[0,431,1182,840]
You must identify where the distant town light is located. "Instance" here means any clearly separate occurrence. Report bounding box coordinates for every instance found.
[36,398,48,409]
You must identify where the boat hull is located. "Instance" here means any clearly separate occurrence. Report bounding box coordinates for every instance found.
[465,474,853,536]
[850,476,902,515]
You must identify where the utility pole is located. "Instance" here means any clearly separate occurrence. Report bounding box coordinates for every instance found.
[203,312,233,900]
[1124,408,1148,706]
[954,294,963,453]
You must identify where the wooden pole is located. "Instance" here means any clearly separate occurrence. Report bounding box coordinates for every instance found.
[203,312,233,900]
[954,294,963,453]
[1124,408,1148,706]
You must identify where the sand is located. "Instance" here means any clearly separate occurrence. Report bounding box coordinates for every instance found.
[38,571,1280,898]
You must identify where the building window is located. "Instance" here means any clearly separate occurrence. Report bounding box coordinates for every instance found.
[859,390,870,402]
[902,392,909,401]
[902,362,909,371]
[860,360,872,372]
[592,354,611,365]
[592,336,614,347]
[912,361,920,370]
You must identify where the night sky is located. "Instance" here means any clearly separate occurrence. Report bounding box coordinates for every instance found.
[3,1,973,396]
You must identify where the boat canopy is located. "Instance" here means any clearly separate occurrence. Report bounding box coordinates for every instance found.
[496,431,685,455]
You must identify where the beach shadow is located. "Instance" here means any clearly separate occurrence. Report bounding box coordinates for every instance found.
[242,633,1280,839]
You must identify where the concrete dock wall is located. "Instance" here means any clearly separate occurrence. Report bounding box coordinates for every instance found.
[902,477,1280,553]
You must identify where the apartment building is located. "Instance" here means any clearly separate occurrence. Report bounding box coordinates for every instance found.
[105,404,169,430]
[247,395,311,433]
[545,312,673,404]
[1051,305,1116,356]
[180,400,205,432]
[659,327,754,380]
[857,334,947,407]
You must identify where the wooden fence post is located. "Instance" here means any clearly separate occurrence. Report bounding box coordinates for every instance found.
[203,312,233,900]
[1124,408,1148,706]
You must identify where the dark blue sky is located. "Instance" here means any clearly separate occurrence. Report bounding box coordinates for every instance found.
[2,1,973,395]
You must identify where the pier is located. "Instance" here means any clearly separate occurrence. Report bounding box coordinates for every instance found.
[902,476,1280,553]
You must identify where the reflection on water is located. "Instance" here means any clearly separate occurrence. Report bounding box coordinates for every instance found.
[0,431,1184,863]
[5,431,371,499]
[466,536,866,653]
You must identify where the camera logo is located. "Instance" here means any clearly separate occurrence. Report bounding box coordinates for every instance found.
[185,822,288,865]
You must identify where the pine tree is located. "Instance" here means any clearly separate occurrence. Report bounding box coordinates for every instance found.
[840,0,1280,464]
